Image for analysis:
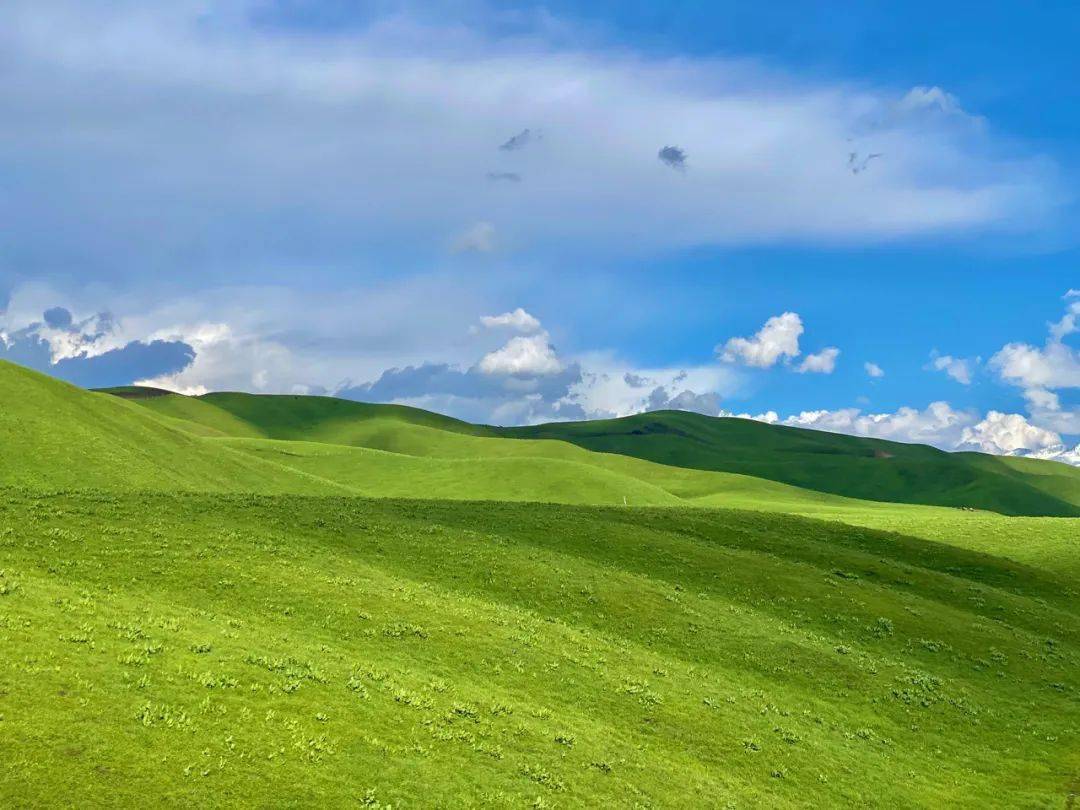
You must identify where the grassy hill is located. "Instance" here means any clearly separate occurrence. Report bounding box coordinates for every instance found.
[107,384,1080,516]
[2,361,1078,806]
[0,362,336,495]
[500,410,1080,516]
[1,491,1077,807]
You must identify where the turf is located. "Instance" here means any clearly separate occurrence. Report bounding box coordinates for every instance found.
[2,360,1079,807]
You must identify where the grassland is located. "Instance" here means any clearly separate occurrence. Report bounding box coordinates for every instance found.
[2,360,1079,807]
[109,384,1080,517]
[2,492,1078,807]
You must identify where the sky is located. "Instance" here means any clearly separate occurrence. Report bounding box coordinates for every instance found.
[1,0,1078,463]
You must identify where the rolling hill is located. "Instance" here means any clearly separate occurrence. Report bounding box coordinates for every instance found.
[1,359,1078,807]
[500,410,1080,516]
[102,380,1080,517]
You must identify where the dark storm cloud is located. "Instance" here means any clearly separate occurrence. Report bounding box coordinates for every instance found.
[53,340,195,389]
[43,307,73,329]
[657,145,687,171]
[1,311,195,388]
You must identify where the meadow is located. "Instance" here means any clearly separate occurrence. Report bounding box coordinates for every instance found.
[1,359,1078,807]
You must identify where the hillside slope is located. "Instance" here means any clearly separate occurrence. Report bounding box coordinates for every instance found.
[501,410,1080,516]
[0,364,780,507]
[0,361,336,494]
[1,491,1076,807]
[108,386,1080,516]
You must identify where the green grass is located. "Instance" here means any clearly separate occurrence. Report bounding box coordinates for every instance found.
[3,360,1079,806]
[501,410,1080,517]
[1,492,1077,806]
[111,384,1080,516]
[0,362,332,495]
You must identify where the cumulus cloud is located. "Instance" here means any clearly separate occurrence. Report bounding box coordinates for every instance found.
[987,296,1080,401]
[768,400,1079,466]
[990,313,1080,390]
[339,360,585,424]
[451,222,497,254]
[479,333,563,376]
[568,360,739,420]
[797,347,840,374]
[478,308,542,334]
[646,386,721,416]
[864,361,884,378]
[133,323,296,395]
[992,342,1080,389]
[957,411,1064,456]
[719,312,804,368]
[780,401,973,447]
[0,305,194,388]
[2,273,499,397]
[928,352,977,385]
[1021,387,1080,435]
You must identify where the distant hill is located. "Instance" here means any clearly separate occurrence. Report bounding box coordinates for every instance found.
[499,410,1080,517]
[98,381,1080,517]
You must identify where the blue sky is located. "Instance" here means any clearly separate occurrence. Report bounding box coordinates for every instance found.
[1,1,1078,462]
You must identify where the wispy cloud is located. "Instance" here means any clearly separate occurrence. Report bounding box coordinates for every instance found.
[0,0,1062,287]
[498,129,535,152]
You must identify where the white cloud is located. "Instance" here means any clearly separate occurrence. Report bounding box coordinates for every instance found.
[1049,298,1080,342]
[769,400,1079,466]
[567,357,740,420]
[1024,387,1060,411]
[781,401,974,447]
[719,312,804,368]
[797,346,840,374]
[478,308,542,334]
[989,296,1080,392]
[478,333,563,376]
[897,86,964,117]
[5,276,497,397]
[991,341,1080,389]
[451,222,496,254]
[864,361,884,378]
[1022,387,1080,435]
[928,352,976,385]
[957,410,1064,456]
[0,0,1061,291]
[135,322,293,395]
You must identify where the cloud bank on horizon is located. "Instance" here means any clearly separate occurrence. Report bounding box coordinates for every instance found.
[0,1,1077,465]
[4,292,1079,465]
